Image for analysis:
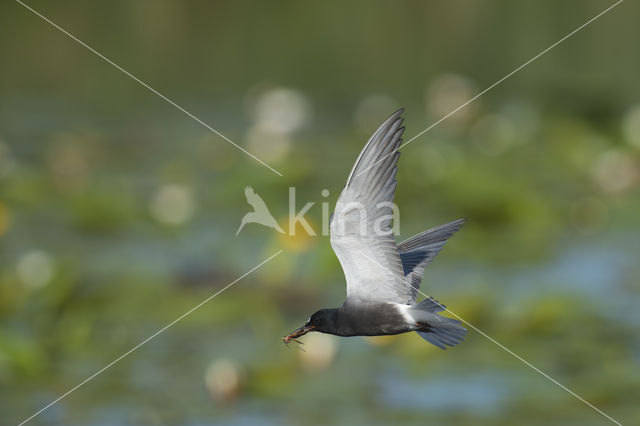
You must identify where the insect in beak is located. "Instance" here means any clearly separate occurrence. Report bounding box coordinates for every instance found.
[282,324,315,344]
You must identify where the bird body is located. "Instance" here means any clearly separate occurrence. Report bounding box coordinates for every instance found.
[304,302,410,337]
[283,110,466,349]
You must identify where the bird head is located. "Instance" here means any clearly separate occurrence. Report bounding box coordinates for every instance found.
[282,309,334,343]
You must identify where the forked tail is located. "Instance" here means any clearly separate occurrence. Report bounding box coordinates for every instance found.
[410,297,467,349]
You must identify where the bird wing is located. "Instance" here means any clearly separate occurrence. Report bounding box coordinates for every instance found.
[398,219,465,302]
[330,109,411,304]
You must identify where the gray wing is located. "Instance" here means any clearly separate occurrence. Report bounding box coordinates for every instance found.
[398,219,465,302]
[330,109,410,304]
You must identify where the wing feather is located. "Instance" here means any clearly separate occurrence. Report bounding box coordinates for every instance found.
[330,109,411,304]
[398,219,465,301]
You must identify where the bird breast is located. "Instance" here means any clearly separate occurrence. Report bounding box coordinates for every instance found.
[336,301,416,336]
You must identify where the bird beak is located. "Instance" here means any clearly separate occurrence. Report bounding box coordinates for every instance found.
[282,324,315,343]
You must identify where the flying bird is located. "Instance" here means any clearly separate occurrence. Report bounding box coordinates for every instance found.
[283,109,466,349]
[236,186,285,235]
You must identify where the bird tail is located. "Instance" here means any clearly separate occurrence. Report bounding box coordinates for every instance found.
[410,297,467,350]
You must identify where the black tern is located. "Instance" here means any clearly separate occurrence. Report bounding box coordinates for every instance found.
[283,109,466,349]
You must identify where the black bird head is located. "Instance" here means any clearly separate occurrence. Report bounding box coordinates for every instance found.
[282,309,336,343]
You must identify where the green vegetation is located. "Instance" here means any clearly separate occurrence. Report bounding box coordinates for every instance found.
[1,1,639,425]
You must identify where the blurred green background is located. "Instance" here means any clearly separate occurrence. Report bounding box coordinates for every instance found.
[1,1,639,425]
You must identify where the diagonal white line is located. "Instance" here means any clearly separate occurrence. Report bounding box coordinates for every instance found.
[17,250,283,426]
[438,300,623,426]
[358,251,622,426]
[14,0,284,177]
[356,0,624,178]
